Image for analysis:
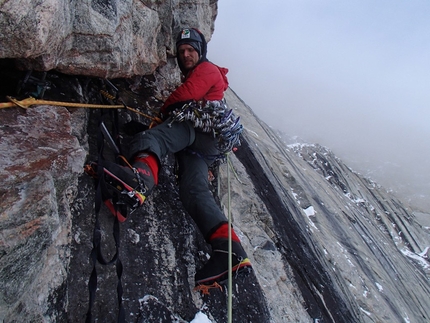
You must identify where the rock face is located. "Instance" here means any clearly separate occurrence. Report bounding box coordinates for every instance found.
[0,104,87,322]
[1,79,429,322]
[229,90,430,322]
[1,1,430,322]
[0,0,217,78]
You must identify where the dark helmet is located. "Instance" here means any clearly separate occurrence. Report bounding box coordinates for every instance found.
[176,28,203,56]
[175,28,208,73]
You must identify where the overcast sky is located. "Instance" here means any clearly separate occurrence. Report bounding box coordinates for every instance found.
[207,0,430,210]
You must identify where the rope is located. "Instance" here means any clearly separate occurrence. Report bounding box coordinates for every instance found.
[1,96,124,109]
[227,153,247,185]
[0,96,162,123]
[168,100,243,156]
[227,153,233,323]
[99,90,162,124]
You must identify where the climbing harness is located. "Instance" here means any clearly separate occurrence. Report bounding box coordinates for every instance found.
[168,99,243,160]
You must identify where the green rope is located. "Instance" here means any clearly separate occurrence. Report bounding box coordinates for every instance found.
[227,153,233,323]
[227,155,246,185]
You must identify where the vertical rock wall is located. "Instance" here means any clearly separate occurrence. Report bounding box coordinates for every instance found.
[0,0,217,78]
[0,104,87,321]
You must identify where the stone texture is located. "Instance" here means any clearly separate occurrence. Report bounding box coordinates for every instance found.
[0,106,87,322]
[0,0,217,78]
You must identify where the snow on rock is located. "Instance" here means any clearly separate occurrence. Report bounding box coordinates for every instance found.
[190,311,212,323]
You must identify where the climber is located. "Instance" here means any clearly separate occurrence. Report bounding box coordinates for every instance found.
[100,28,251,285]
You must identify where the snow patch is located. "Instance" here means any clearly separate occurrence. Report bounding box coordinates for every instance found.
[418,246,429,258]
[303,206,316,217]
[359,307,372,316]
[291,190,299,202]
[139,295,157,304]
[287,142,315,149]
[403,312,411,323]
[345,192,366,204]
[247,129,259,138]
[303,206,318,230]
[401,247,430,270]
[190,311,212,323]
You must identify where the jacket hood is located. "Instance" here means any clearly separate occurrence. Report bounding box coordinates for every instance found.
[217,66,229,91]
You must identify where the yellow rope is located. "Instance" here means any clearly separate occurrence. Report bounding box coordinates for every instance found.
[0,96,162,124]
[1,96,123,109]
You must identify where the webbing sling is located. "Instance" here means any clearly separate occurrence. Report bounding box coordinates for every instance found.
[86,110,125,323]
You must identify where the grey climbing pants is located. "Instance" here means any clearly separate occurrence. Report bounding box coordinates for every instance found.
[128,119,227,240]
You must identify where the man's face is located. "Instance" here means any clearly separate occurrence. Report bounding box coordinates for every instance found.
[178,44,200,71]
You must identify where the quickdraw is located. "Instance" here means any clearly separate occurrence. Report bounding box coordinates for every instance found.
[168,99,243,159]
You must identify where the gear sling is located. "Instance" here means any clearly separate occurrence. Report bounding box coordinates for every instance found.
[85,110,129,323]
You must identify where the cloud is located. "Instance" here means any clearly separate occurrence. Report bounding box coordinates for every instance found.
[208,0,430,210]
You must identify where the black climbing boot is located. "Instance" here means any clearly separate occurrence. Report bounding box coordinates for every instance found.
[195,238,252,286]
[85,153,158,211]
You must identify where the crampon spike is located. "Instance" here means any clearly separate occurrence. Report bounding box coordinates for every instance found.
[193,282,223,295]
[84,163,98,178]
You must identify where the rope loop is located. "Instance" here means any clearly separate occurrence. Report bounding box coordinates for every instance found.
[169,99,244,159]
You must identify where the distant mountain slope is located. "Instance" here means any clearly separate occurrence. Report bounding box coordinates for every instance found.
[224,88,430,322]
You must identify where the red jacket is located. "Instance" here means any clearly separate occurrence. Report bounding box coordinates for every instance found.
[161,61,229,114]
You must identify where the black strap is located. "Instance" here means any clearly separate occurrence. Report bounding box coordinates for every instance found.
[86,111,125,323]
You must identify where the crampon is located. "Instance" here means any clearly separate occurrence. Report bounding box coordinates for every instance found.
[84,160,147,222]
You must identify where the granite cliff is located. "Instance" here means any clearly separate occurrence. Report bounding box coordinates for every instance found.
[0,1,429,322]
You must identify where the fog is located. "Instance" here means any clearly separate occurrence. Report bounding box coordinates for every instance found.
[207,0,430,211]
